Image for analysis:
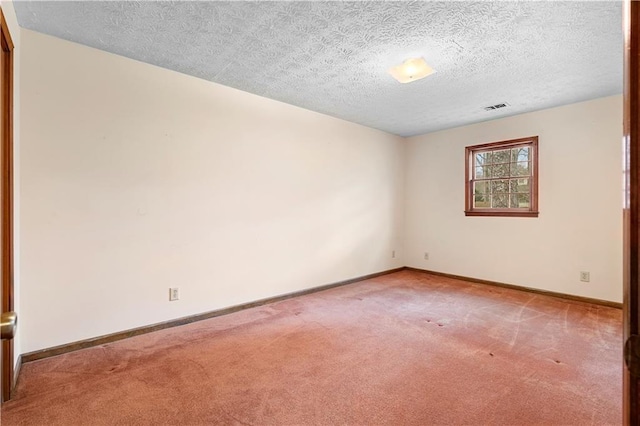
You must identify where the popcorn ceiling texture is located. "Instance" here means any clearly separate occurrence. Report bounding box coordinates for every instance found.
[14,1,622,137]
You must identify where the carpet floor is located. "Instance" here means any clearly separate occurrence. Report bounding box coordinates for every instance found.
[0,270,622,425]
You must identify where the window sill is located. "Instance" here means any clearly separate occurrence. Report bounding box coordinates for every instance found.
[464,210,539,218]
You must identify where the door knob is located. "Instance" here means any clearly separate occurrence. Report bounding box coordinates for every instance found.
[1,311,17,340]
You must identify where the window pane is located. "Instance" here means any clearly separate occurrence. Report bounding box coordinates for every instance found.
[511,146,530,162]
[475,152,491,166]
[474,165,491,179]
[474,195,489,208]
[492,193,509,208]
[492,163,509,178]
[493,149,510,163]
[491,179,509,193]
[510,178,530,193]
[473,181,489,194]
[512,161,530,177]
[517,193,530,208]
[473,181,490,208]
[474,195,490,208]
[509,193,519,208]
[509,192,531,208]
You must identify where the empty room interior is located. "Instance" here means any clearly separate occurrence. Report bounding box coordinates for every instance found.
[0,1,628,425]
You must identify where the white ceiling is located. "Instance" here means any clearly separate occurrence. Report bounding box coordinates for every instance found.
[14,1,622,137]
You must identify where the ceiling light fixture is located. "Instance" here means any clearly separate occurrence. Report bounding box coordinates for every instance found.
[388,57,435,83]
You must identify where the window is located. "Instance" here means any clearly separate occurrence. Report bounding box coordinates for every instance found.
[465,136,538,217]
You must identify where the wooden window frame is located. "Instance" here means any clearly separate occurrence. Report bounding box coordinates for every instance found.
[464,136,539,218]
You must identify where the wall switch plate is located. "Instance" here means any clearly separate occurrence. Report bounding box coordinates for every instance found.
[580,271,590,282]
[169,287,180,301]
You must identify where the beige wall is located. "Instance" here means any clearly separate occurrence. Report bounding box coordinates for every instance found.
[20,30,405,353]
[1,0,21,368]
[404,95,623,303]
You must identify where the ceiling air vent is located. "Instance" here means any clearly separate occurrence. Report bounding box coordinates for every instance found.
[484,102,509,111]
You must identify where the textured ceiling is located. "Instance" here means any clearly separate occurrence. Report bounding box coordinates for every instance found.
[14,1,622,137]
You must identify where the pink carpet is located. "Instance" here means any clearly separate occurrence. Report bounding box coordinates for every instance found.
[0,270,622,425]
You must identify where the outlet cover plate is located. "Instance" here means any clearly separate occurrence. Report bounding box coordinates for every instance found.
[169,287,180,301]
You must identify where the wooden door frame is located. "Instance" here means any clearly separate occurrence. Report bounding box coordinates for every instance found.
[624,0,640,424]
[0,6,14,403]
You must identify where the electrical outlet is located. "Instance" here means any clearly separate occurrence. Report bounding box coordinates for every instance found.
[392,250,396,258]
[424,252,429,260]
[580,271,590,282]
[169,287,180,301]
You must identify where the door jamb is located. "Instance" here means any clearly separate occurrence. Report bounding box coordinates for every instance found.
[0,6,15,403]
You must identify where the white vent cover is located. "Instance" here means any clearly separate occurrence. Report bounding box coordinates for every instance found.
[484,102,510,111]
